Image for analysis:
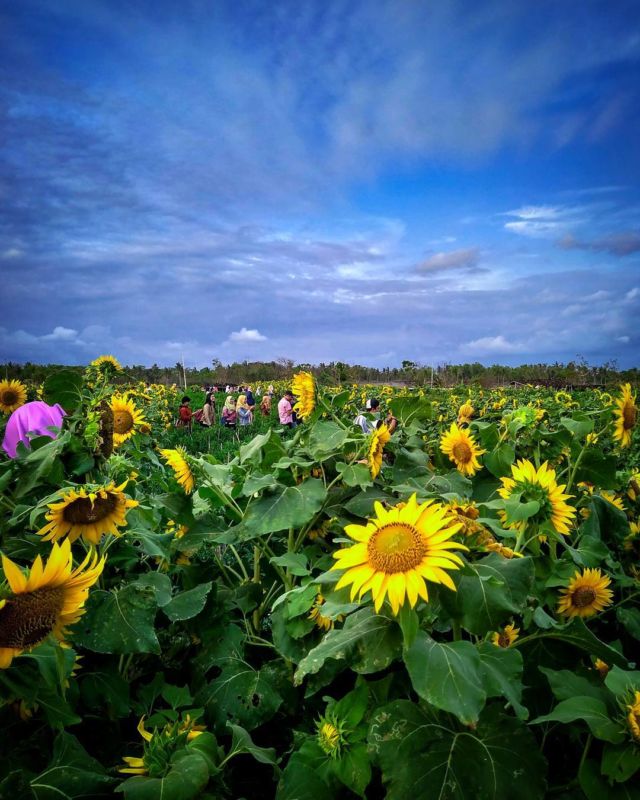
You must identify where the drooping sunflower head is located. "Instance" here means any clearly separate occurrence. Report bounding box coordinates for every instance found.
[557,567,613,619]
[308,594,343,631]
[291,371,316,420]
[367,423,391,479]
[593,658,610,678]
[627,691,640,742]
[0,379,28,414]
[491,623,520,648]
[444,500,484,537]
[440,423,485,477]
[38,480,138,545]
[0,540,105,668]
[331,494,467,615]
[90,354,123,373]
[110,394,147,447]
[498,460,576,536]
[613,383,637,449]
[457,401,474,424]
[160,447,194,494]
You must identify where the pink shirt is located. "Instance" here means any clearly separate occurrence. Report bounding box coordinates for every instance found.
[278,397,293,424]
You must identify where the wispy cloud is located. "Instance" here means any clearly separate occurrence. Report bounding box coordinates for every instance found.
[416,247,480,273]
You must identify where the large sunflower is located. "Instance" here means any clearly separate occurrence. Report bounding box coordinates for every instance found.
[0,379,28,414]
[110,394,147,447]
[90,354,122,372]
[557,567,613,619]
[38,480,138,545]
[160,447,194,494]
[0,540,105,668]
[368,423,391,478]
[613,383,637,449]
[291,371,316,420]
[331,494,467,615]
[499,459,576,535]
[440,423,485,476]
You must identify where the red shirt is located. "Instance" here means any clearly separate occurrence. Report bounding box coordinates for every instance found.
[179,405,192,422]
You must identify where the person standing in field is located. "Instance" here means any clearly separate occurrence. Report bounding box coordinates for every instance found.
[176,396,193,429]
[245,386,255,410]
[260,394,272,416]
[200,394,215,426]
[236,394,253,426]
[278,390,296,428]
[221,395,237,427]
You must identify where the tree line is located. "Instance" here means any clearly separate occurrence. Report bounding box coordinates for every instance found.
[1,358,637,388]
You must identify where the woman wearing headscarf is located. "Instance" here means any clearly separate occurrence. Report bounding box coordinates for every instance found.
[236,394,253,426]
[221,395,237,427]
[2,401,66,458]
[200,394,215,426]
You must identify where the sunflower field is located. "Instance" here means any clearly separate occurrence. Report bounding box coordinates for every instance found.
[0,359,639,799]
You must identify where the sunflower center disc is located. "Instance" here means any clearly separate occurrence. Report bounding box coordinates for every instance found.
[623,403,637,430]
[1,390,18,405]
[113,410,134,434]
[497,633,511,648]
[572,586,597,608]
[63,494,118,524]
[452,441,472,463]
[368,523,427,573]
[0,587,65,649]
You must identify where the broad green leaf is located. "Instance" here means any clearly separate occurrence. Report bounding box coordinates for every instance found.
[43,369,84,412]
[574,448,618,489]
[336,462,373,489]
[242,478,327,537]
[404,633,485,724]
[617,607,640,641]
[601,742,640,783]
[388,397,432,425]
[368,701,546,800]
[531,696,624,743]
[307,421,348,456]
[226,723,278,766]
[116,750,210,800]
[477,642,527,719]
[71,583,160,654]
[30,732,115,799]
[344,489,394,517]
[163,582,212,621]
[134,573,173,606]
[294,608,401,684]
[80,668,131,718]
[580,758,640,800]
[239,429,286,468]
[270,552,309,576]
[484,442,515,478]
[277,754,333,800]
[440,554,534,635]
[503,495,540,525]
[197,660,283,732]
[605,666,640,698]
[539,666,608,701]
[531,618,627,668]
[560,414,594,437]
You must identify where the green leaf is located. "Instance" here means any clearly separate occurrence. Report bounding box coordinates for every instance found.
[477,642,527,719]
[43,369,84,413]
[270,552,309,576]
[226,723,278,766]
[560,414,594,437]
[580,757,640,800]
[71,583,160,654]
[239,429,286,468]
[368,701,547,800]
[307,421,348,456]
[484,443,515,478]
[336,462,373,489]
[605,666,640,698]
[116,751,210,800]
[30,732,115,799]
[388,397,432,425]
[574,448,618,489]
[404,632,485,724]
[397,605,419,649]
[197,660,283,732]
[134,573,173,607]
[539,666,608,701]
[80,668,131,718]
[193,623,245,674]
[601,742,640,783]
[503,495,540,525]
[344,488,394,517]
[531,696,624,743]
[163,582,212,621]
[332,742,371,798]
[161,683,193,709]
[440,554,534,635]
[277,754,333,800]
[294,608,401,684]
[617,607,640,641]
[241,479,327,538]
[533,618,628,668]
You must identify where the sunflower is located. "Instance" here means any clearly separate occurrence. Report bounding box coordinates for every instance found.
[0,540,105,668]
[457,401,474,424]
[440,423,485,477]
[291,371,315,420]
[491,623,520,648]
[120,715,206,775]
[444,501,484,537]
[308,594,342,631]
[90,354,122,372]
[557,568,613,619]
[613,384,637,448]
[0,379,28,414]
[38,480,138,545]
[331,494,467,615]
[498,460,576,535]
[627,691,640,742]
[593,658,610,678]
[368,423,391,478]
[110,394,147,447]
[316,715,346,758]
[160,447,194,494]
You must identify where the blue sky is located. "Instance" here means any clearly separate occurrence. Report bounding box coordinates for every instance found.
[1,0,639,368]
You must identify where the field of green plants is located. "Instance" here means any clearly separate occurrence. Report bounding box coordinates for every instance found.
[0,358,639,799]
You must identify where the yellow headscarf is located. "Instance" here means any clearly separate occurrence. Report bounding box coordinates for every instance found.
[236,394,249,410]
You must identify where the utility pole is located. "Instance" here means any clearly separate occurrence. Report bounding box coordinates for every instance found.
[181,352,187,390]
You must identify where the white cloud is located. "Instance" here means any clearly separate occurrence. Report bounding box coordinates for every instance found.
[41,326,79,341]
[617,335,630,343]
[461,335,523,354]
[416,247,480,273]
[625,287,640,301]
[227,327,267,343]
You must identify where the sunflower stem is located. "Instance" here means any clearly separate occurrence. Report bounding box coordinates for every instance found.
[228,544,250,581]
[578,734,592,777]
[565,442,588,495]
[452,620,462,641]
[252,546,261,632]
